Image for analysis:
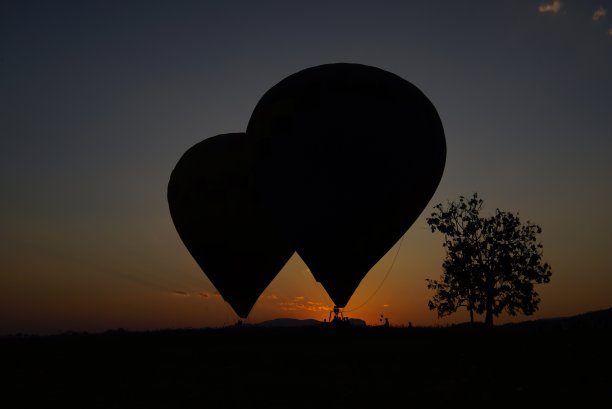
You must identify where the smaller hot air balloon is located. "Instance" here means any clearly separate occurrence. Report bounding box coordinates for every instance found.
[167,133,294,318]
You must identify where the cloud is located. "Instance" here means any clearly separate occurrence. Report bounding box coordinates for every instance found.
[171,290,219,298]
[278,297,333,312]
[593,7,607,21]
[538,1,561,14]
[263,293,333,312]
[382,304,391,308]
[203,291,221,298]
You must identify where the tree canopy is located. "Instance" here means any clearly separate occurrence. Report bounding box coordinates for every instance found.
[426,193,552,326]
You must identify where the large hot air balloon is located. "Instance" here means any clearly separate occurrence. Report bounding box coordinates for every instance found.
[167,133,294,318]
[247,63,446,308]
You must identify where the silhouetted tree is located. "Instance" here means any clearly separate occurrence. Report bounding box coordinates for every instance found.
[426,193,552,327]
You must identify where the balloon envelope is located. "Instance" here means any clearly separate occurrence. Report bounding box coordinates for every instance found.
[167,133,294,318]
[247,63,446,307]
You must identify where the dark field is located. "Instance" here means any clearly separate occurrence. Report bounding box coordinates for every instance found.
[2,322,611,408]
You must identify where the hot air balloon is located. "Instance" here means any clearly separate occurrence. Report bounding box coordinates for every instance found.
[246,63,446,308]
[167,133,294,318]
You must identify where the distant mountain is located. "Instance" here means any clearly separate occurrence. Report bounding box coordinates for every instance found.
[255,318,367,328]
[347,318,367,327]
[505,307,612,330]
[256,318,323,327]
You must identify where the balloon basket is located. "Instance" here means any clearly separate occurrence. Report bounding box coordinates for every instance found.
[328,306,349,325]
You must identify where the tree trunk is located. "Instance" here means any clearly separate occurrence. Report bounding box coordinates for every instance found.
[485,288,494,327]
[485,270,494,327]
[469,307,474,325]
[485,308,493,327]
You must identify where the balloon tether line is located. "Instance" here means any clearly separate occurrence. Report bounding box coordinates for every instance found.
[342,233,406,313]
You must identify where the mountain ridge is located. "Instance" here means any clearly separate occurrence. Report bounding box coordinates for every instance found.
[255,317,367,327]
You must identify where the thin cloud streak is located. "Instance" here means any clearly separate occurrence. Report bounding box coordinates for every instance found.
[539,1,561,14]
[593,7,607,21]
[171,290,219,298]
[278,296,333,312]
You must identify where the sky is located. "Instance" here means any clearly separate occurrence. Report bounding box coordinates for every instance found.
[1,0,611,335]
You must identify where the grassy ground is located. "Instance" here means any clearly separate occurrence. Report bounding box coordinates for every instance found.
[2,324,611,408]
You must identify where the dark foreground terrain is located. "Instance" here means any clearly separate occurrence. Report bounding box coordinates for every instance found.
[3,310,611,408]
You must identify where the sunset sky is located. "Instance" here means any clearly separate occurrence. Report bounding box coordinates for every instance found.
[2,1,611,335]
